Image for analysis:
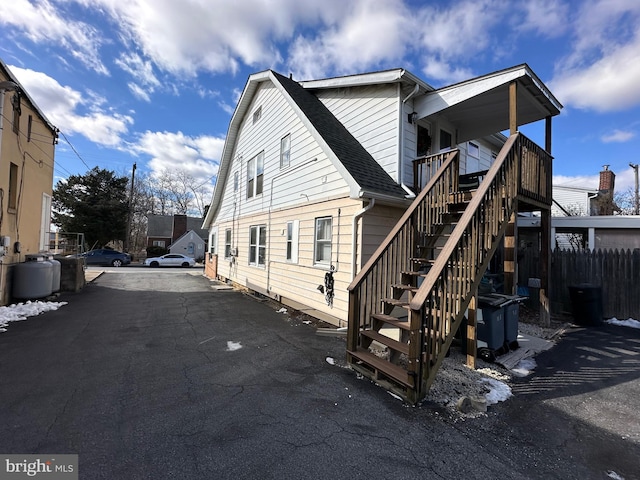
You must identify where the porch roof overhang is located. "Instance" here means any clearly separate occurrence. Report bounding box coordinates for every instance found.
[413,64,562,143]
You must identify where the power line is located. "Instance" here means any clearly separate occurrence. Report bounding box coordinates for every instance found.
[58,130,93,171]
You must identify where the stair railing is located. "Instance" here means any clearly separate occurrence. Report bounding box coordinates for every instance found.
[347,150,460,367]
[409,134,525,397]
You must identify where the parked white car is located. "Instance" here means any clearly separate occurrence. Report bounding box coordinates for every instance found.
[144,253,196,268]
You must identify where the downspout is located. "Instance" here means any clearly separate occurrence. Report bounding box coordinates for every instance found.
[266,157,318,295]
[399,82,420,197]
[351,198,375,280]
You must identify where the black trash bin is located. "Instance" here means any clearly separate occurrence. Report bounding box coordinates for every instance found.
[568,284,603,326]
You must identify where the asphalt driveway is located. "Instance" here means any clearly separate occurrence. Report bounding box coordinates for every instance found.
[0,271,638,479]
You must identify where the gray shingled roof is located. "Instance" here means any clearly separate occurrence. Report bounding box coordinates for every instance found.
[272,72,407,199]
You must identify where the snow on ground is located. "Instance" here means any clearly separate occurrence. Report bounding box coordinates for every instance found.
[607,318,640,329]
[0,301,67,333]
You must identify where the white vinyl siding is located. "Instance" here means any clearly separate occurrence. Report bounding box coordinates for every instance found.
[315,84,400,181]
[214,82,350,224]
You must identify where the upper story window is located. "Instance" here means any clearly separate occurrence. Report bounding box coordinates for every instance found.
[11,93,21,134]
[468,142,479,158]
[27,115,33,142]
[439,129,452,152]
[252,106,262,124]
[8,162,18,210]
[280,134,291,168]
[247,152,264,198]
[314,217,332,266]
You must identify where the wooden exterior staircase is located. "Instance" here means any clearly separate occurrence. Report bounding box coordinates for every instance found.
[346,132,552,404]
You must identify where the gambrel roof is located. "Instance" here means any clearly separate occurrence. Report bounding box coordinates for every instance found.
[203,69,409,227]
[273,72,407,199]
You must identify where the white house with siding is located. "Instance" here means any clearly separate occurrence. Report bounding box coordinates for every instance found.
[202,65,561,326]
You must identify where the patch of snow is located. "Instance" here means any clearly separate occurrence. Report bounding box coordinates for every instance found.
[276,307,287,314]
[302,320,311,324]
[0,301,67,333]
[387,391,403,401]
[607,471,625,480]
[607,317,640,329]
[325,356,335,365]
[482,378,512,405]
[511,357,537,377]
[226,341,242,351]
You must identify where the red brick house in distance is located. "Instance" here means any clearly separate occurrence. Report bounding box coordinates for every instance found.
[146,214,208,257]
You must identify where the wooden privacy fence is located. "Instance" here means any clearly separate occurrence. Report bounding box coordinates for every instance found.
[550,248,640,320]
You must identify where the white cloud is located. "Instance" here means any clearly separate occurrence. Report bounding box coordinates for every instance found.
[601,129,636,143]
[550,1,640,112]
[8,65,133,147]
[127,82,150,102]
[519,0,570,37]
[1,0,108,74]
[133,130,222,182]
[287,0,410,79]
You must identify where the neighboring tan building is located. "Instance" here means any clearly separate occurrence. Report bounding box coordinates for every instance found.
[0,59,58,305]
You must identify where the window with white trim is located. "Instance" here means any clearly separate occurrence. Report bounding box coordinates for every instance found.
[252,106,262,124]
[286,220,299,263]
[439,129,452,152]
[224,229,232,258]
[249,225,267,267]
[468,141,479,158]
[280,134,291,168]
[314,217,332,265]
[152,240,166,248]
[247,151,264,198]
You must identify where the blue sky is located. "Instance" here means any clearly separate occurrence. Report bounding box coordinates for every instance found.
[2,0,640,199]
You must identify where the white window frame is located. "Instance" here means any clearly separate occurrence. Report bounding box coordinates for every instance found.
[247,151,264,198]
[439,129,453,152]
[152,240,166,248]
[286,220,299,263]
[314,217,332,266]
[280,134,291,169]
[249,225,267,267]
[224,229,232,258]
[252,106,262,124]
[468,141,479,158]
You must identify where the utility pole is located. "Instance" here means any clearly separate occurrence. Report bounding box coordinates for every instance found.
[125,163,137,252]
[630,163,639,215]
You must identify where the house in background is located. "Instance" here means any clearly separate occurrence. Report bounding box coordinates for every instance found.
[202,64,561,403]
[169,230,206,261]
[520,166,637,251]
[0,59,58,305]
[146,214,207,255]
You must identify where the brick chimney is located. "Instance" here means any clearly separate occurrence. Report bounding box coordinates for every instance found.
[599,165,615,193]
[172,214,187,242]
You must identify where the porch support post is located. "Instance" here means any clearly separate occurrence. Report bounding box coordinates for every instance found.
[503,206,518,295]
[540,211,551,327]
[466,292,477,369]
[539,115,553,327]
[509,81,518,135]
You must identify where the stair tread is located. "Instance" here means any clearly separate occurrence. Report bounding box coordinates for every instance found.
[391,283,418,292]
[347,348,414,387]
[371,313,412,330]
[360,330,410,355]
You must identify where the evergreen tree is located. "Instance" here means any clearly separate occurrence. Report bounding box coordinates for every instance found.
[52,167,129,249]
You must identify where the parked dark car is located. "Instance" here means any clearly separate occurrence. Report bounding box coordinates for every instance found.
[82,249,131,267]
